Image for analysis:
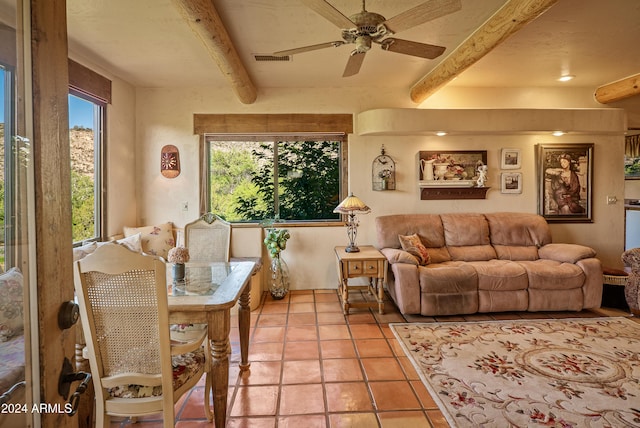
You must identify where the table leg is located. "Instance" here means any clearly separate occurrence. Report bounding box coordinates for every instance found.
[209,310,231,428]
[376,276,385,314]
[238,282,251,371]
[341,278,350,314]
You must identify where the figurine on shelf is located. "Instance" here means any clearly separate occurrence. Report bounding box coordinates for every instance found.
[476,163,488,187]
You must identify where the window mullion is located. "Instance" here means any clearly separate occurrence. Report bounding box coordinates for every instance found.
[273,141,279,219]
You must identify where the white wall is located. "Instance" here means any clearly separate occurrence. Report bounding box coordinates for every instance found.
[131,84,629,292]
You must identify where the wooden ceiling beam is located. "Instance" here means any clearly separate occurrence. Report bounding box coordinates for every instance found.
[172,0,257,104]
[410,0,558,104]
[594,73,640,104]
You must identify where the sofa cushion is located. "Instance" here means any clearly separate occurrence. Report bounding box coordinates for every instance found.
[419,262,479,315]
[441,213,496,261]
[398,234,430,265]
[485,212,552,247]
[376,214,445,249]
[441,213,490,246]
[538,243,596,264]
[419,262,477,294]
[468,260,528,291]
[379,248,419,266]
[447,245,497,261]
[517,260,585,290]
[0,268,24,342]
[493,245,539,261]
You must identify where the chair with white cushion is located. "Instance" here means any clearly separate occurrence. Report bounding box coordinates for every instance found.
[184,213,231,262]
[73,243,206,427]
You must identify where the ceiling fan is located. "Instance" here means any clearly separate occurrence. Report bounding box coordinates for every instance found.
[273,0,462,77]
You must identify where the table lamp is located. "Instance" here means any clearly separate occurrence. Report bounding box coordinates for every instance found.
[333,193,371,253]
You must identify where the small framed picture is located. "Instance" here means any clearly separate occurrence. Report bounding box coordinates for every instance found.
[501,148,521,169]
[501,172,522,194]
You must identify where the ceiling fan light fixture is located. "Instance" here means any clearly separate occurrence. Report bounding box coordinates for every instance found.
[558,75,575,82]
[355,35,372,53]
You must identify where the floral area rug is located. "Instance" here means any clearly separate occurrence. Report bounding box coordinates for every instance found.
[390,318,640,427]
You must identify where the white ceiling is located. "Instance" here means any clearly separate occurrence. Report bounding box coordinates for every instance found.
[60,0,640,100]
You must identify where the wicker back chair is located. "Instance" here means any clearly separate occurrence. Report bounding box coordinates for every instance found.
[74,243,206,427]
[184,213,231,262]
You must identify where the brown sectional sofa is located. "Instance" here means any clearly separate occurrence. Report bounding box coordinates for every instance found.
[375,212,603,316]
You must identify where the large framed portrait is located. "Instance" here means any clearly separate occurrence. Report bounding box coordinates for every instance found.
[537,144,593,223]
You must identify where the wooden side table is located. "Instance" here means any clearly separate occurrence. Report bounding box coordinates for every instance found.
[335,245,387,314]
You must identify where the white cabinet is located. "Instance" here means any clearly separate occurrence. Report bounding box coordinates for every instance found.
[625,206,640,250]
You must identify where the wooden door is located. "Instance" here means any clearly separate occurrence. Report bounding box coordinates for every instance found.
[30,0,77,427]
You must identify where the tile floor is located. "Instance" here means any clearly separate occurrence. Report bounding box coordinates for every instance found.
[109,289,632,427]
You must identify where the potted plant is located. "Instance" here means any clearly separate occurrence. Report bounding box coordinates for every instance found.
[263,227,291,299]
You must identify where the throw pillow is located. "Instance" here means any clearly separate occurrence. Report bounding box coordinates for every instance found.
[0,268,24,342]
[124,223,175,260]
[398,234,431,266]
[73,241,98,262]
[98,233,143,254]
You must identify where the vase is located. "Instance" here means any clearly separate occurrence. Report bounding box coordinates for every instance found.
[434,163,449,180]
[269,255,290,300]
[420,159,435,181]
[173,263,185,283]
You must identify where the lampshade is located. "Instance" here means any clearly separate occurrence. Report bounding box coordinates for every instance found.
[333,193,371,214]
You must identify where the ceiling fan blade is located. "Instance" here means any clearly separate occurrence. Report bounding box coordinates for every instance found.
[380,38,446,59]
[274,41,345,56]
[383,0,462,34]
[342,52,366,77]
[301,0,355,29]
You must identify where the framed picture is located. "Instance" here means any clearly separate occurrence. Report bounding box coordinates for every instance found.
[624,154,640,179]
[501,172,522,194]
[537,143,593,223]
[418,150,487,183]
[626,133,640,179]
[501,148,521,169]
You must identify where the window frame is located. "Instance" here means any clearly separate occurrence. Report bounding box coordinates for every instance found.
[195,114,352,226]
[206,137,346,224]
[1,63,17,269]
[69,90,106,244]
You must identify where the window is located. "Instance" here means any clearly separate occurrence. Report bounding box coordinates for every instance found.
[69,92,103,243]
[207,138,343,222]
[0,65,10,270]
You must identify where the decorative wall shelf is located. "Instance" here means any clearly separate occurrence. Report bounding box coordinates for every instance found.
[420,187,490,200]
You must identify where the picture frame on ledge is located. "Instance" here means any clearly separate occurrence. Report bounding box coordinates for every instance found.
[418,150,487,186]
[501,148,521,169]
[501,172,522,194]
[537,143,593,223]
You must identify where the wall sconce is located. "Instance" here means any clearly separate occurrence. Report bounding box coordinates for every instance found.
[372,145,395,191]
[161,144,180,178]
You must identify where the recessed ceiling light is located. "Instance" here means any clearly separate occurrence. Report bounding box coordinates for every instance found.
[558,75,575,82]
[436,131,447,136]
[552,131,565,136]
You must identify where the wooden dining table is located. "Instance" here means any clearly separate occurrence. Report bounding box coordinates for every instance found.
[167,260,256,427]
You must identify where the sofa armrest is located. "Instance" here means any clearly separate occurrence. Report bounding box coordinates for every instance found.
[538,243,596,264]
[379,248,419,266]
